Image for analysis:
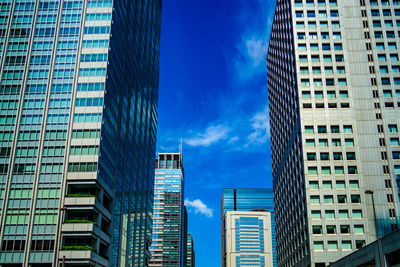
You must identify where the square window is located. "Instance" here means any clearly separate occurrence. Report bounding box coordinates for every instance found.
[314,241,324,250]
[339,210,349,219]
[325,67,333,74]
[315,91,323,98]
[309,181,319,189]
[323,181,332,189]
[351,195,361,203]
[307,153,317,160]
[338,195,347,203]
[348,166,358,174]
[349,180,359,189]
[326,210,335,219]
[346,152,356,160]
[331,125,340,133]
[305,126,314,133]
[313,225,322,234]
[327,91,336,98]
[340,225,350,234]
[354,225,364,234]
[318,126,327,133]
[352,210,362,219]
[320,153,329,160]
[389,124,398,132]
[345,139,354,147]
[327,225,336,234]
[335,166,344,174]
[336,180,345,189]
[309,167,318,175]
[332,139,341,146]
[312,210,321,219]
[324,195,334,204]
[343,125,353,133]
[302,91,311,98]
[311,196,320,204]
[342,240,352,250]
[328,241,338,250]
[321,167,331,175]
[306,139,315,147]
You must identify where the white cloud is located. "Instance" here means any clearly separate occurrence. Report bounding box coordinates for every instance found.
[184,199,213,218]
[247,107,270,144]
[184,125,230,147]
[245,37,267,67]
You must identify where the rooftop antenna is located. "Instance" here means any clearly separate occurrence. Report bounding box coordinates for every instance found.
[179,138,183,155]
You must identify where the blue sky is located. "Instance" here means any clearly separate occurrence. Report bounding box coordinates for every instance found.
[157,0,276,265]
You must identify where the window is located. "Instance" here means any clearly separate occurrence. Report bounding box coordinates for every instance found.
[351,195,361,203]
[349,180,359,189]
[307,153,317,161]
[340,91,349,98]
[323,181,332,189]
[391,138,400,146]
[338,195,347,203]
[346,152,356,160]
[312,211,321,219]
[309,181,319,189]
[321,167,331,175]
[339,210,349,219]
[313,225,322,234]
[393,151,400,159]
[311,196,320,204]
[343,125,353,133]
[326,210,335,219]
[336,180,345,189]
[335,166,344,174]
[340,225,350,234]
[332,139,341,146]
[320,153,329,160]
[383,90,393,97]
[315,91,323,98]
[389,125,398,132]
[324,55,332,62]
[313,67,321,74]
[306,139,315,147]
[318,126,327,133]
[314,241,324,251]
[353,210,362,219]
[324,195,334,204]
[345,139,354,147]
[331,125,340,133]
[327,225,336,234]
[309,167,318,175]
[328,241,338,250]
[342,240,352,250]
[305,126,314,133]
[348,166,358,174]
[327,91,336,98]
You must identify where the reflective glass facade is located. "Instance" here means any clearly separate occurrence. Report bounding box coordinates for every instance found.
[222,188,276,267]
[0,0,161,266]
[150,153,186,267]
[186,233,194,267]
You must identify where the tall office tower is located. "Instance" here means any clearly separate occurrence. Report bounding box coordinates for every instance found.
[267,0,400,265]
[150,153,186,267]
[0,0,161,266]
[223,210,273,267]
[186,233,195,267]
[221,188,276,267]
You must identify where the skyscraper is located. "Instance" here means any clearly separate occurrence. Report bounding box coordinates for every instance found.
[0,0,161,266]
[221,188,276,267]
[223,210,273,267]
[150,153,186,267]
[186,233,195,267]
[267,0,400,265]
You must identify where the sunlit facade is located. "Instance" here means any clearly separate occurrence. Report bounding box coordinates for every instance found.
[223,210,273,267]
[0,0,161,266]
[222,188,276,267]
[150,153,186,267]
[267,0,400,265]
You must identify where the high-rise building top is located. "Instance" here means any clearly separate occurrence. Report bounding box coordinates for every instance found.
[150,152,186,267]
[267,0,400,265]
[223,210,274,267]
[221,188,276,267]
[0,0,162,266]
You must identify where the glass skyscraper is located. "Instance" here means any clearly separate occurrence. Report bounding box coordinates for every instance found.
[0,0,161,266]
[267,0,400,265]
[150,153,186,267]
[221,188,276,267]
[186,233,194,267]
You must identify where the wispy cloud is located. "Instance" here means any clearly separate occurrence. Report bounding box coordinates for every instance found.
[184,125,230,147]
[185,199,213,218]
[247,107,270,144]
